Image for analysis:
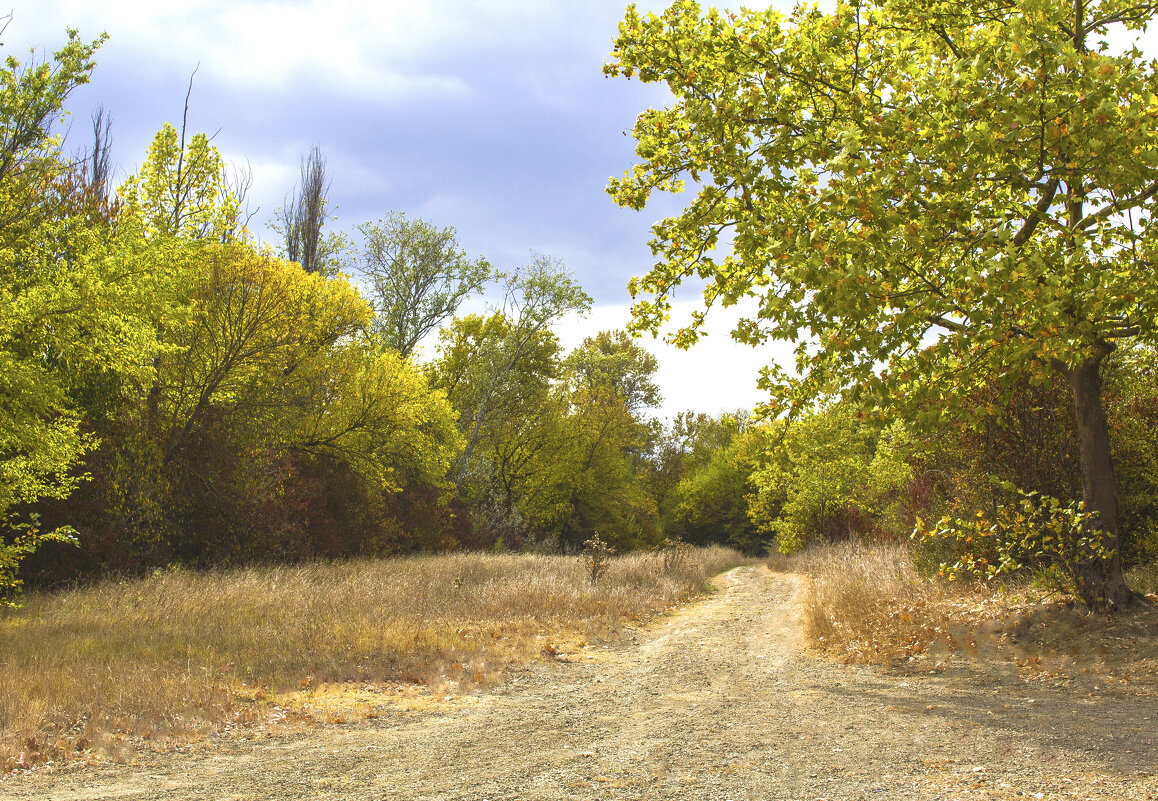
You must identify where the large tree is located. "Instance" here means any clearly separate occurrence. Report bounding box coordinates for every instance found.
[359,212,491,358]
[607,0,1158,607]
[434,314,569,541]
[438,255,591,492]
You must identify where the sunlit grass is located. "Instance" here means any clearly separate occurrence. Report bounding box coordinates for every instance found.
[0,547,744,770]
[777,540,1037,665]
[780,540,1158,679]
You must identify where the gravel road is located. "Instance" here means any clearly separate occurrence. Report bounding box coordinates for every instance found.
[6,566,1157,800]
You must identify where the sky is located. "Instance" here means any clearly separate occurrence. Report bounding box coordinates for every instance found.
[17,2,1145,421]
[8,0,792,421]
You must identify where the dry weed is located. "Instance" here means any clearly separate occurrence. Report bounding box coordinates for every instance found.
[777,540,1039,665]
[0,547,743,771]
[778,541,1158,688]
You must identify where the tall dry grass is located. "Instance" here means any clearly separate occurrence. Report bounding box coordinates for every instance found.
[787,541,1158,696]
[1127,562,1158,596]
[783,541,1035,665]
[0,547,743,770]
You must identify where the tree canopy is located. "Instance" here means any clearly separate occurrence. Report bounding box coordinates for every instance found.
[359,213,491,358]
[0,29,129,597]
[607,0,1158,606]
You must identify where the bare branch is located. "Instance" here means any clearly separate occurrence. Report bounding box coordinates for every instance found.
[283,145,332,274]
[172,64,200,232]
[86,105,113,198]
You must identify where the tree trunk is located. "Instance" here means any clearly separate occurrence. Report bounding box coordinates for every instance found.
[1067,353,1135,609]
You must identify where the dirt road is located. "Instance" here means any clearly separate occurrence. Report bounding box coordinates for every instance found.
[7,566,1157,800]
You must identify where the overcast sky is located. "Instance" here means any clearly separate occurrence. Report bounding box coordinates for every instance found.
[11,0,794,420]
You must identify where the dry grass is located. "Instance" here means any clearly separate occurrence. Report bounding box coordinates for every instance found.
[1127,562,1158,596]
[779,541,1158,688]
[0,547,744,771]
[779,540,1041,665]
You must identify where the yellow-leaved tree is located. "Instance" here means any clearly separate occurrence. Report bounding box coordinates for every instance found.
[0,30,177,601]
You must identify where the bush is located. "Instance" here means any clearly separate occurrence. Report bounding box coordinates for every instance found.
[914,487,1112,602]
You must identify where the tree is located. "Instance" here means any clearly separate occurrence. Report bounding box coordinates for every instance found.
[432,312,568,542]
[0,23,105,233]
[564,329,661,414]
[73,222,462,569]
[78,105,114,199]
[358,212,491,357]
[557,332,665,551]
[0,27,169,598]
[1099,345,1158,563]
[657,411,765,553]
[748,410,915,554]
[280,145,341,275]
[607,0,1158,607]
[289,346,461,494]
[120,122,240,241]
[118,72,247,242]
[154,243,369,466]
[441,255,591,491]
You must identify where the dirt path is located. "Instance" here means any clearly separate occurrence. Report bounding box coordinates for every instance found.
[7,566,1158,800]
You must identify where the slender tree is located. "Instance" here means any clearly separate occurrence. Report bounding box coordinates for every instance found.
[281,145,333,275]
[82,105,113,198]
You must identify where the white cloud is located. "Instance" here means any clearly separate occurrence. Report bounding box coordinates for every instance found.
[12,0,725,102]
[11,0,481,98]
[555,299,792,420]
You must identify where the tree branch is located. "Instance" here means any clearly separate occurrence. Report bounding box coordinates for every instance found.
[928,314,967,333]
[1073,180,1158,230]
[1012,177,1061,246]
[932,25,962,59]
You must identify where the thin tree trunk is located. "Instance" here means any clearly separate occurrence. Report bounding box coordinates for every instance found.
[1067,352,1135,609]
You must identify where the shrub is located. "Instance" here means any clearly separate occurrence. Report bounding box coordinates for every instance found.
[914,487,1112,602]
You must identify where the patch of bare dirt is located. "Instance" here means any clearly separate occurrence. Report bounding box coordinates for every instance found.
[5,566,1157,800]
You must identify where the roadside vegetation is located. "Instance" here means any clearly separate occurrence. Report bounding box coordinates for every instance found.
[781,540,1158,682]
[0,546,744,770]
[781,541,1041,665]
[0,27,742,607]
[6,0,1158,782]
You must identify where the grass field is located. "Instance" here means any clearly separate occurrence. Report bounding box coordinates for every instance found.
[783,540,1158,678]
[0,547,745,770]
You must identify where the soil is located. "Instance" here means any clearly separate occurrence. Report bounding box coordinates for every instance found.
[5,566,1157,800]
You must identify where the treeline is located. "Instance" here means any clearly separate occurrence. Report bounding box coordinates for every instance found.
[656,356,1158,580]
[6,30,1158,599]
[0,31,688,594]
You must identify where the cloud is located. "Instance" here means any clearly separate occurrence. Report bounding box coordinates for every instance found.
[555,298,793,420]
[11,1,681,296]
[12,2,451,99]
[11,1,616,100]
[9,0,806,419]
